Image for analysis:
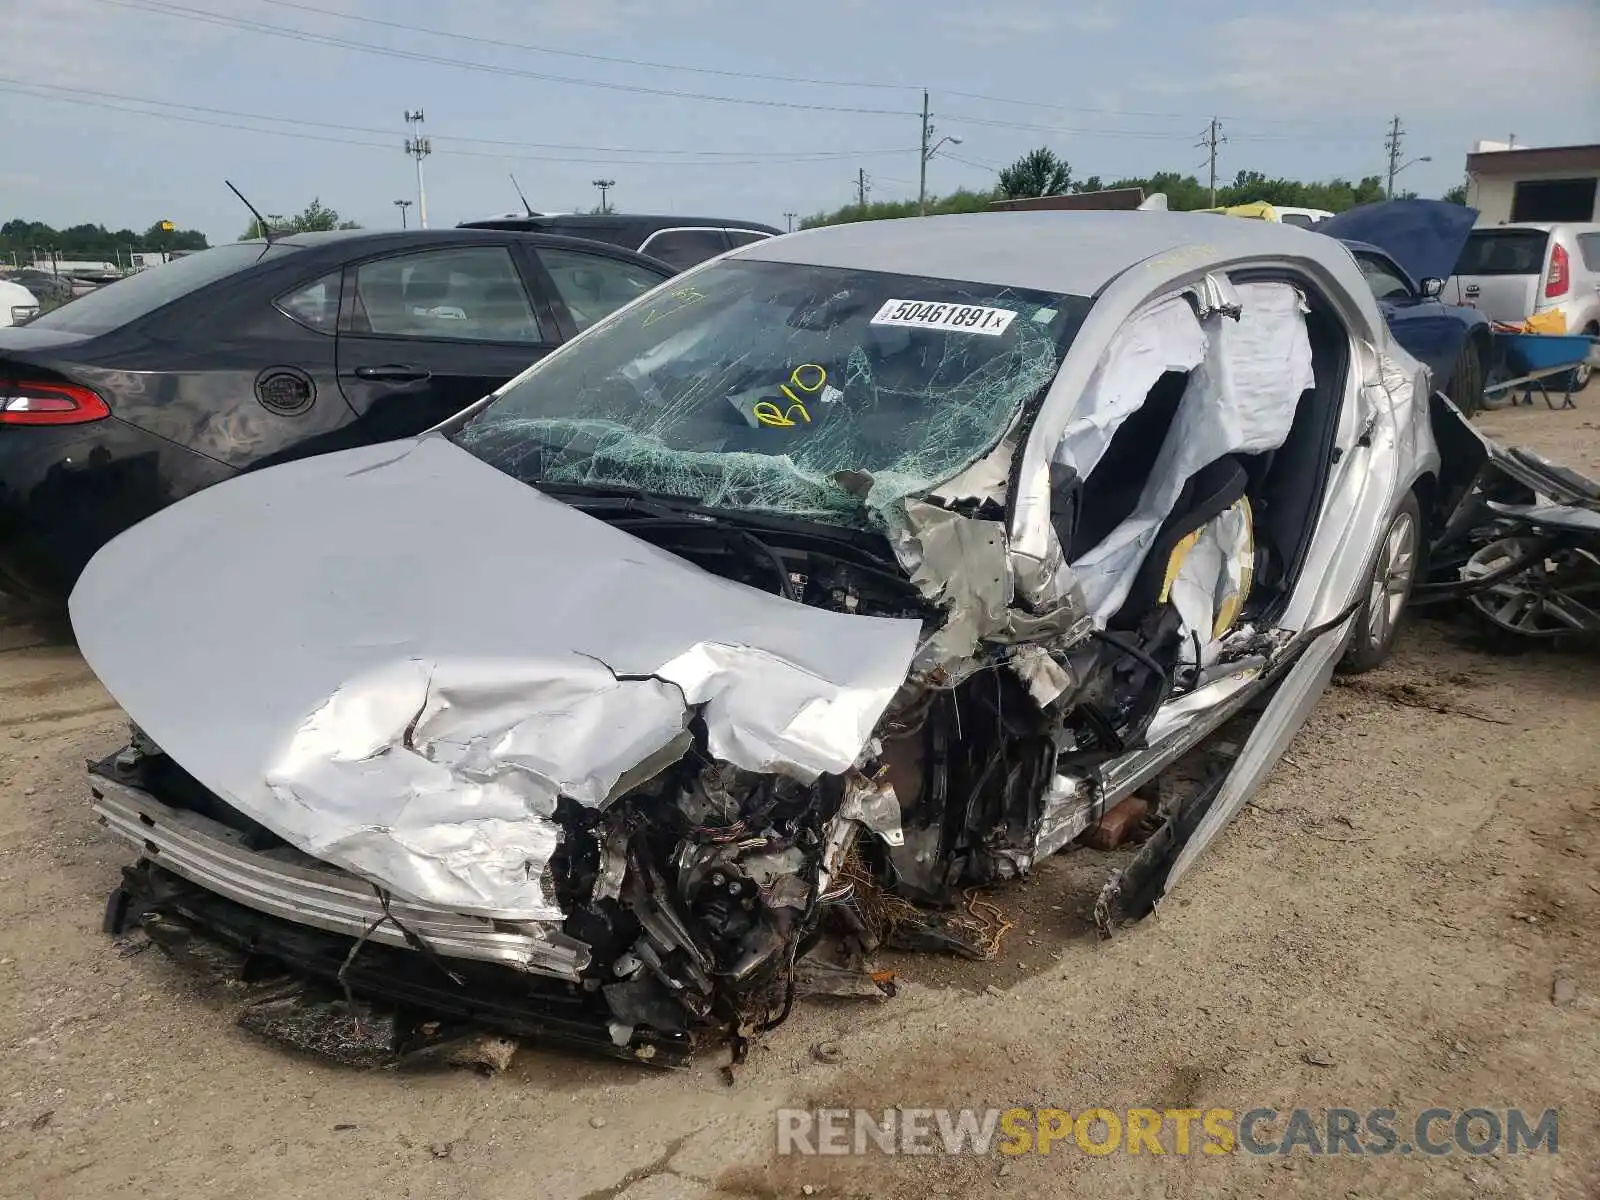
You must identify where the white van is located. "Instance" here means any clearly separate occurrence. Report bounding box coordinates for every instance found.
[0,279,40,327]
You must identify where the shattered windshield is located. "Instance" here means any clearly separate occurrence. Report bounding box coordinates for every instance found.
[453,259,1089,528]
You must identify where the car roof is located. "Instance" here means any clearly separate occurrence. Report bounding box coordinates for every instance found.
[249,228,673,268]
[459,214,783,234]
[732,210,1351,295]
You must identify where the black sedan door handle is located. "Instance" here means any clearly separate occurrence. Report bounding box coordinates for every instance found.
[353,364,432,382]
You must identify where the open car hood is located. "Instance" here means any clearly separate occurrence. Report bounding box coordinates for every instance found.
[70,435,922,919]
[1319,199,1479,285]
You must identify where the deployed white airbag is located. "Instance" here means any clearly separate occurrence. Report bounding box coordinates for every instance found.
[1051,293,1207,480]
[1075,281,1314,619]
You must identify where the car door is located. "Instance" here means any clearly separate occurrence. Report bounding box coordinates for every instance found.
[533,244,674,339]
[335,243,558,444]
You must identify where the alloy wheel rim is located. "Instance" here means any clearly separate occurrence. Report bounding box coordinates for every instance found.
[1368,511,1416,644]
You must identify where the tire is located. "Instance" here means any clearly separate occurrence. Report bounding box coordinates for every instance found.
[1340,492,1422,673]
[1561,322,1597,393]
[1444,338,1485,417]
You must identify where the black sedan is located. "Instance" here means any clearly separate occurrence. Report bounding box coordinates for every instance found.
[0,228,674,599]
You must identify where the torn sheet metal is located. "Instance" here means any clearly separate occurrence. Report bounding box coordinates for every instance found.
[1182,272,1243,320]
[70,435,922,920]
[885,498,1091,681]
[1051,292,1208,482]
[889,499,1012,674]
[1162,617,1349,893]
[1074,281,1314,619]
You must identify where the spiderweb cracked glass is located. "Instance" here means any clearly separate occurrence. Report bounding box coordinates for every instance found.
[455,265,1065,531]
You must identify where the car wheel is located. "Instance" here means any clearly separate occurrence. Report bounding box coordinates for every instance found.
[1340,492,1422,673]
[1564,323,1597,393]
[1445,339,1485,416]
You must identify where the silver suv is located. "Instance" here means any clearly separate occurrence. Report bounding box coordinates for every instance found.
[1447,222,1600,389]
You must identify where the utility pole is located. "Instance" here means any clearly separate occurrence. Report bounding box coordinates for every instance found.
[856,168,870,209]
[783,211,797,232]
[1384,115,1404,199]
[917,90,931,216]
[1196,117,1226,207]
[404,109,431,228]
[592,178,616,214]
[393,198,413,229]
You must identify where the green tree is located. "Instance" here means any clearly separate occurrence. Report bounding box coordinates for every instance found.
[0,217,207,264]
[997,147,1071,199]
[1442,183,1468,205]
[800,187,997,229]
[239,198,362,240]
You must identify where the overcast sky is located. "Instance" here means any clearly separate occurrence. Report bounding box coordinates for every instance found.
[2,0,1597,242]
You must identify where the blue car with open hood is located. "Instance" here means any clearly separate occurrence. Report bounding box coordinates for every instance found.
[1318,198,1493,414]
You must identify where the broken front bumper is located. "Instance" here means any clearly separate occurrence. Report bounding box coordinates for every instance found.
[92,764,695,1065]
[90,772,588,979]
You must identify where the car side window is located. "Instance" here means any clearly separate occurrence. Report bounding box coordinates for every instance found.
[637,228,729,270]
[275,270,343,334]
[1355,254,1413,301]
[724,229,773,248]
[1577,233,1600,273]
[539,247,666,332]
[351,246,544,342]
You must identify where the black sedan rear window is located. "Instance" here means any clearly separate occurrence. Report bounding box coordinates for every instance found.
[25,242,304,336]
[1454,230,1549,276]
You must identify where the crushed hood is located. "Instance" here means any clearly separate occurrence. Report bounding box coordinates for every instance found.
[70,435,921,920]
[1319,198,1479,285]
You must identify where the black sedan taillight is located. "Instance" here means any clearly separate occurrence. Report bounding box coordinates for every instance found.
[1,379,111,426]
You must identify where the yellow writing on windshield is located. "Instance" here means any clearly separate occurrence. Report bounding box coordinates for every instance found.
[755,364,828,428]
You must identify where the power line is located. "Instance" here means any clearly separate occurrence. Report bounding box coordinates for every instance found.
[90,0,917,118]
[247,0,918,93]
[0,78,919,167]
[88,0,1389,139]
[0,76,910,157]
[944,110,1372,143]
[239,0,1376,133]
[941,151,1007,172]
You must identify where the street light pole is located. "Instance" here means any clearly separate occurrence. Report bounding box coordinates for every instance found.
[592,179,616,214]
[394,198,413,229]
[1390,154,1433,198]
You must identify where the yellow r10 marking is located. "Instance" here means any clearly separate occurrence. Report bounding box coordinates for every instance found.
[757,364,827,428]
[754,400,810,426]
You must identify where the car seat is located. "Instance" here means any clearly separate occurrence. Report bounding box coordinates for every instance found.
[1110,455,1250,631]
[1068,370,1190,561]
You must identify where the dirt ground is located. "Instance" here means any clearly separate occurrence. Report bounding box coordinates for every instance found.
[1,401,1597,1200]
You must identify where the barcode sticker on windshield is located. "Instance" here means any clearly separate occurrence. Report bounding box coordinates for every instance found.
[871,299,1018,336]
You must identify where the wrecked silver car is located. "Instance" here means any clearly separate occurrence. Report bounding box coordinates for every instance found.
[73,212,1444,1065]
